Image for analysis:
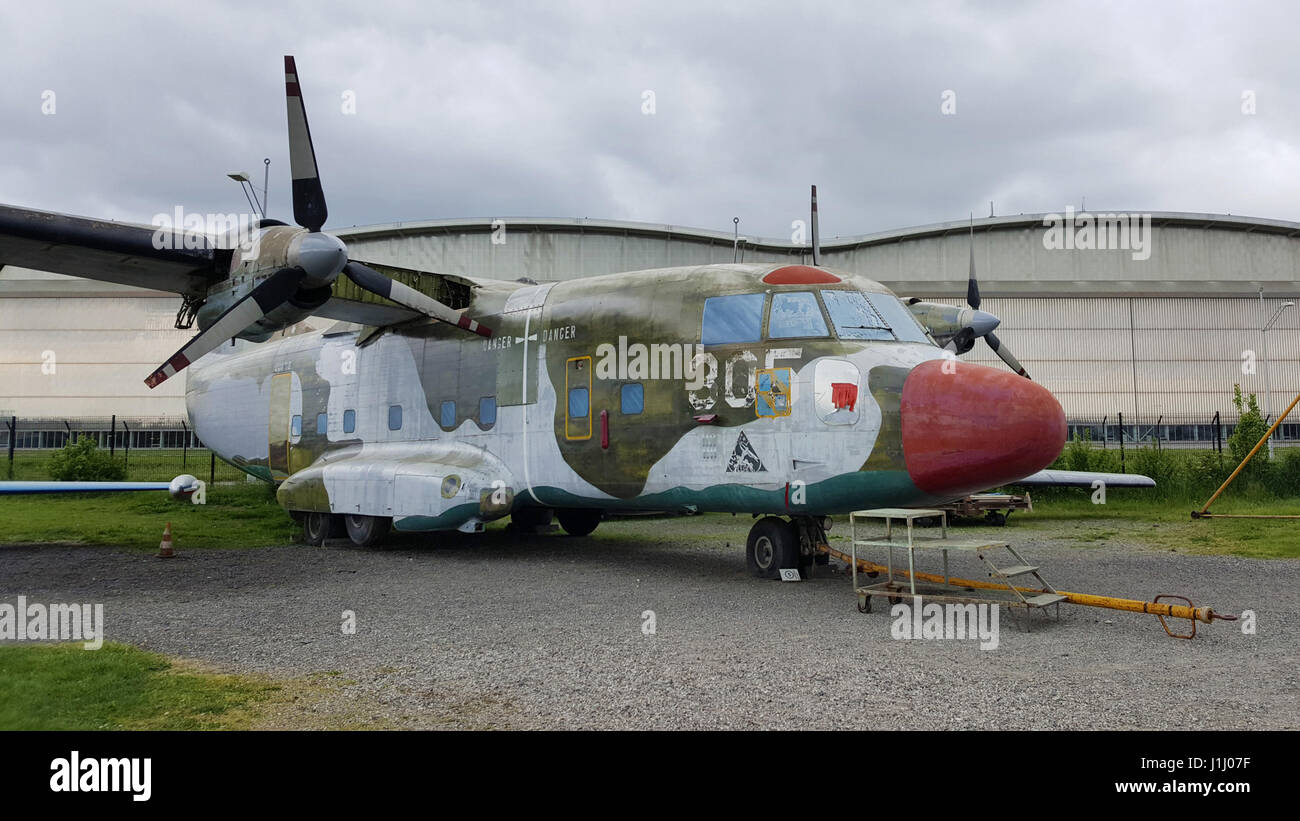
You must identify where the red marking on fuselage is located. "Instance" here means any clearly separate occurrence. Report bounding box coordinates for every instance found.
[831,382,857,411]
[761,265,841,285]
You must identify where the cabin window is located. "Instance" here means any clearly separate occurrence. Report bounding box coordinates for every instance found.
[621,383,644,415]
[768,291,829,339]
[343,409,356,433]
[291,415,302,437]
[440,401,456,428]
[701,293,765,345]
[388,405,403,431]
[569,387,589,419]
[315,412,328,434]
[479,396,497,427]
[822,290,930,343]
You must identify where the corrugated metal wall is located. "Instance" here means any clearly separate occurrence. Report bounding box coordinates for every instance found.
[953,297,1300,418]
[4,215,1298,421]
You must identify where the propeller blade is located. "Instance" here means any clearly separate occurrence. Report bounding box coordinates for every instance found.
[343,261,492,337]
[966,213,980,309]
[284,56,327,232]
[985,331,1030,379]
[144,267,305,388]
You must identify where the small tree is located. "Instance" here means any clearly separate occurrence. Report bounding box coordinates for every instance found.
[47,436,126,482]
[1228,384,1270,474]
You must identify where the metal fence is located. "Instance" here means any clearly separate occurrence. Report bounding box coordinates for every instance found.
[4,410,1296,482]
[2,416,247,483]
[1065,412,1300,452]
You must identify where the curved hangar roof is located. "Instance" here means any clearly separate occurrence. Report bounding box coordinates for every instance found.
[336,212,1300,299]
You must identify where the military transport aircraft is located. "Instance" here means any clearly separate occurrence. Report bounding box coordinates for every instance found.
[0,57,1150,577]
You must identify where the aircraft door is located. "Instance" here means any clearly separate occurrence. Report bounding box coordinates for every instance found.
[268,371,297,479]
[565,356,592,440]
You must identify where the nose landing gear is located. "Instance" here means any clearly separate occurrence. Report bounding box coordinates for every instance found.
[745,515,830,579]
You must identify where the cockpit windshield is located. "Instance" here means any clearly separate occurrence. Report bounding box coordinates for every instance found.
[821,290,930,344]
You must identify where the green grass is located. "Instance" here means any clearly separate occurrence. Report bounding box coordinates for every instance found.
[0,642,277,730]
[4,449,248,483]
[1008,489,1300,559]
[0,482,299,549]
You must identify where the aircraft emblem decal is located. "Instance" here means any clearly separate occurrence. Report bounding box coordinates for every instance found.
[725,431,767,473]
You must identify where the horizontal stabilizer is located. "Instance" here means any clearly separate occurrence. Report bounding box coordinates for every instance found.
[0,481,171,494]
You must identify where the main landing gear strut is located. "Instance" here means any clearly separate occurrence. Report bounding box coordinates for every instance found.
[745,515,830,579]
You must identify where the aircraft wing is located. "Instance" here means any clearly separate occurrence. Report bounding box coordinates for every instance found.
[1010,469,1156,488]
[0,203,220,298]
[0,481,172,494]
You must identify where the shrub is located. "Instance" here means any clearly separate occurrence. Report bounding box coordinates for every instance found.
[1186,449,1230,495]
[1130,435,1178,489]
[1061,430,1094,472]
[47,437,126,482]
[1276,449,1300,497]
[1228,384,1271,475]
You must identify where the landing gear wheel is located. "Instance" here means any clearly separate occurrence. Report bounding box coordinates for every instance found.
[985,511,1007,527]
[556,508,602,537]
[302,512,330,545]
[345,514,391,547]
[746,516,798,580]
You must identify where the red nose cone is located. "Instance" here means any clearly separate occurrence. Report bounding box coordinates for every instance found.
[901,359,1066,498]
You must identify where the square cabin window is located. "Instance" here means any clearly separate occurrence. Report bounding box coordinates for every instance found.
[440,401,456,428]
[769,291,829,338]
[388,404,403,431]
[701,293,766,345]
[569,387,589,418]
[343,409,356,433]
[620,383,644,415]
[316,412,328,434]
[479,396,497,427]
[290,415,302,437]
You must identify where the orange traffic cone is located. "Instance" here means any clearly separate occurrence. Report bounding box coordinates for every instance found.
[158,522,175,558]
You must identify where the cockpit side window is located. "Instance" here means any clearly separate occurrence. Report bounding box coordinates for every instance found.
[701,293,766,345]
[822,290,930,343]
[768,291,829,339]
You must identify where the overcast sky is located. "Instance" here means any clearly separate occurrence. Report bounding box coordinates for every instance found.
[3,0,1299,241]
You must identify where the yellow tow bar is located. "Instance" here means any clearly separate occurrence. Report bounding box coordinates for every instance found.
[818,544,1237,639]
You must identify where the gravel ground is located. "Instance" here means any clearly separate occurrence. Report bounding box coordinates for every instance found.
[2,516,1297,730]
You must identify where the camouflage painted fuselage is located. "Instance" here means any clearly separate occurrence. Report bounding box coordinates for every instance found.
[185,262,1065,532]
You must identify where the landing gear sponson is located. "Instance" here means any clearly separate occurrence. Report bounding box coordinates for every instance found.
[299,512,390,547]
[298,506,603,546]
